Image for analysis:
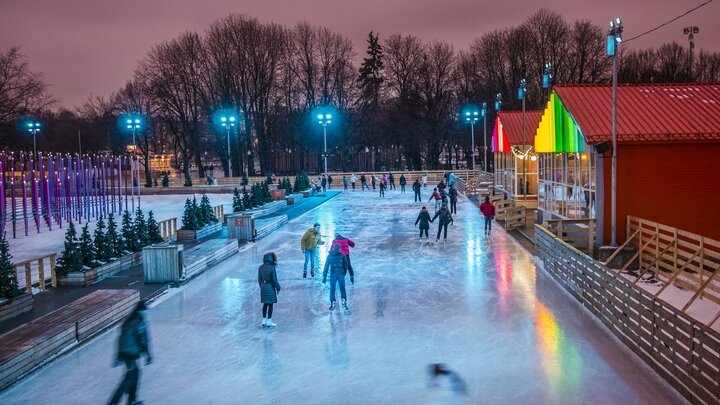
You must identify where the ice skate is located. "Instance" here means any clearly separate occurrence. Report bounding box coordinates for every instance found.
[329,301,336,311]
[342,299,349,311]
[261,318,267,327]
[303,271,307,279]
[265,319,277,328]
[311,270,315,278]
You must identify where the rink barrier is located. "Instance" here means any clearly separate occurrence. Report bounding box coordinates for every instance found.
[157,217,178,240]
[181,239,239,281]
[0,289,139,391]
[176,221,223,241]
[535,225,720,405]
[56,251,142,287]
[0,293,33,323]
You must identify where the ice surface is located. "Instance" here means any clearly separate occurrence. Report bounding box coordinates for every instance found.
[0,190,683,404]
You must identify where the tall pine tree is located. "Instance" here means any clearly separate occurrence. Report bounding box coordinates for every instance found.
[133,208,148,251]
[120,210,136,253]
[94,216,111,261]
[358,31,384,107]
[0,232,20,299]
[233,188,244,212]
[146,211,164,244]
[56,222,83,276]
[199,194,216,225]
[106,214,123,258]
[79,223,95,266]
[181,198,199,230]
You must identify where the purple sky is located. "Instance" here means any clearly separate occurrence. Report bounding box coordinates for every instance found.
[1,0,718,108]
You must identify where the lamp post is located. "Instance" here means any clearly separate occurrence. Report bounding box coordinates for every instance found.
[26,120,41,158]
[518,78,527,198]
[683,26,699,80]
[607,17,623,246]
[542,62,553,96]
[464,108,480,171]
[220,115,236,177]
[316,113,332,178]
[126,115,143,208]
[481,102,488,172]
[493,93,502,190]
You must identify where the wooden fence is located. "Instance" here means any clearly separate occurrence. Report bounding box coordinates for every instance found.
[543,218,595,254]
[212,204,224,221]
[535,224,720,404]
[13,253,57,293]
[157,218,177,240]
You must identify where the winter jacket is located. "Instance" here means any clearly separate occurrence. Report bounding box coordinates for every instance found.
[371,176,376,185]
[343,176,348,186]
[432,207,454,225]
[429,191,441,201]
[351,175,357,183]
[382,175,388,185]
[389,174,395,183]
[415,209,432,229]
[449,173,456,186]
[399,175,406,186]
[301,228,323,250]
[449,187,457,202]
[331,235,355,256]
[321,177,327,186]
[380,182,386,190]
[323,245,349,280]
[480,202,495,217]
[360,174,367,183]
[258,262,281,304]
[117,313,150,360]
[412,180,421,192]
[438,182,446,193]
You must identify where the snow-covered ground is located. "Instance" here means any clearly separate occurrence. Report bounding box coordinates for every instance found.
[0,190,682,404]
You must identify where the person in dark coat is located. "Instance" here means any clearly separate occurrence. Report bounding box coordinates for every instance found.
[321,175,327,193]
[331,234,356,282]
[360,173,368,190]
[480,196,496,234]
[322,244,349,310]
[415,206,433,240]
[432,203,454,243]
[379,181,386,197]
[371,174,376,190]
[399,174,407,193]
[327,175,333,188]
[388,172,396,190]
[412,179,422,202]
[259,252,281,327]
[448,185,458,215]
[109,301,152,405]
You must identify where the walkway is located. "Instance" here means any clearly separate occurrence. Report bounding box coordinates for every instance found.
[0,189,680,404]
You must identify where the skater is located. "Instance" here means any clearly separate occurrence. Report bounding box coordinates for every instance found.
[426,363,467,399]
[322,244,350,311]
[480,196,496,234]
[399,174,407,193]
[429,187,442,212]
[432,203,454,243]
[258,252,281,327]
[388,172,396,190]
[328,174,333,189]
[371,174,376,190]
[381,173,388,188]
[109,301,152,405]
[343,175,348,190]
[351,173,357,190]
[437,179,446,194]
[412,178,422,202]
[422,172,428,188]
[321,175,327,193]
[301,222,324,278]
[331,233,356,280]
[379,180,386,197]
[360,173,369,190]
[448,172,456,187]
[415,206,432,240]
[448,184,458,214]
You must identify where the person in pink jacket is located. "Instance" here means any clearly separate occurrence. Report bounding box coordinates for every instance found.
[331,234,356,284]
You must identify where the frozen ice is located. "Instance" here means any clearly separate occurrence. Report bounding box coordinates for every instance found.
[0,189,682,404]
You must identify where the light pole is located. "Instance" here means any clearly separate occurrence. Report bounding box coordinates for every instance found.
[316,113,332,178]
[464,108,479,171]
[518,78,527,198]
[220,115,236,177]
[683,26,699,81]
[481,102,488,172]
[607,17,623,246]
[126,115,143,208]
[542,62,553,95]
[493,93,502,190]
[26,120,41,158]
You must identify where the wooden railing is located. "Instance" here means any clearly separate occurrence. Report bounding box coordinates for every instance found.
[157,218,178,240]
[543,218,595,254]
[212,204,224,221]
[13,253,57,293]
[535,225,719,404]
[623,216,720,319]
[504,206,527,230]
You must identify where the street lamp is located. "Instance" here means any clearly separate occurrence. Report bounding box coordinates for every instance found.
[316,111,332,178]
[542,62,553,90]
[26,120,41,157]
[481,102,488,172]
[463,108,480,171]
[518,78,528,198]
[495,93,502,112]
[220,114,236,177]
[607,16,623,246]
[124,114,144,209]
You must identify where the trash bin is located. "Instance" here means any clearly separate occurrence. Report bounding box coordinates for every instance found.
[227,213,255,242]
[143,244,184,283]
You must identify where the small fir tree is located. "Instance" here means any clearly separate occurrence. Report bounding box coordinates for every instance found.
[120,210,136,253]
[242,190,252,210]
[106,214,123,258]
[199,194,216,225]
[262,181,271,203]
[93,216,111,261]
[144,171,152,188]
[56,222,83,276]
[133,208,148,251]
[79,223,96,267]
[233,188,244,212]
[181,198,199,230]
[146,211,164,244]
[162,172,169,187]
[293,174,300,192]
[184,173,193,187]
[266,173,273,185]
[241,173,249,186]
[0,233,21,299]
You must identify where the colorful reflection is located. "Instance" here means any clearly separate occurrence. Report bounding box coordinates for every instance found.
[535,302,583,400]
[535,93,584,153]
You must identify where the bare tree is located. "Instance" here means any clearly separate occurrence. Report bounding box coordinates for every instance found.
[0,47,54,135]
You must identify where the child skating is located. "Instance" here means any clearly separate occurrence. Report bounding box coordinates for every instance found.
[432,203,454,243]
[322,244,351,311]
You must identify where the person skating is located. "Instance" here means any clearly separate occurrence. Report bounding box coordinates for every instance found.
[351,173,357,190]
[300,222,324,278]
[422,172,428,188]
[331,233,356,281]
[321,175,327,193]
[432,203,454,243]
[412,178,422,202]
[399,174,407,193]
[480,196,496,234]
[371,174,376,190]
[360,173,368,190]
[258,252,281,327]
[448,172,456,187]
[429,187,442,212]
[379,180,386,197]
[328,174,333,189]
[388,172,396,190]
[415,206,432,241]
[322,244,350,311]
[109,301,152,405]
[343,175,348,190]
[448,184,458,215]
[437,179,446,194]
[381,174,388,189]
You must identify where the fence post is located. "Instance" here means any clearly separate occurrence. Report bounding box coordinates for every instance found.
[24,263,32,294]
[50,254,57,288]
[38,259,45,290]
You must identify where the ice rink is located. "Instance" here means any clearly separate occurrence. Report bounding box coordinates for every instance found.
[0,188,682,404]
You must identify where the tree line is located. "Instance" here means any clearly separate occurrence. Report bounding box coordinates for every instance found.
[1,9,719,176]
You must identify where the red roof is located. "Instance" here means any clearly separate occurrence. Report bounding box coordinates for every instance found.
[496,110,543,146]
[554,84,720,143]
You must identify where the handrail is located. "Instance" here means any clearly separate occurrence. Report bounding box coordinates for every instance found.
[13,253,57,293]
[212,204,224,221]
[156,217,178,240]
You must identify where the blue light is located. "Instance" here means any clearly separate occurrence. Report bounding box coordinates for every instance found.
[325,114,332,120]
[606,36,616,56]
[317,114,324,120]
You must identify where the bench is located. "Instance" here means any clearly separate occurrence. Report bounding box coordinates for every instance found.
[254,215,289,240]
[286,193,304,205]
[182,239,239,280]
[0,289,139,390]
